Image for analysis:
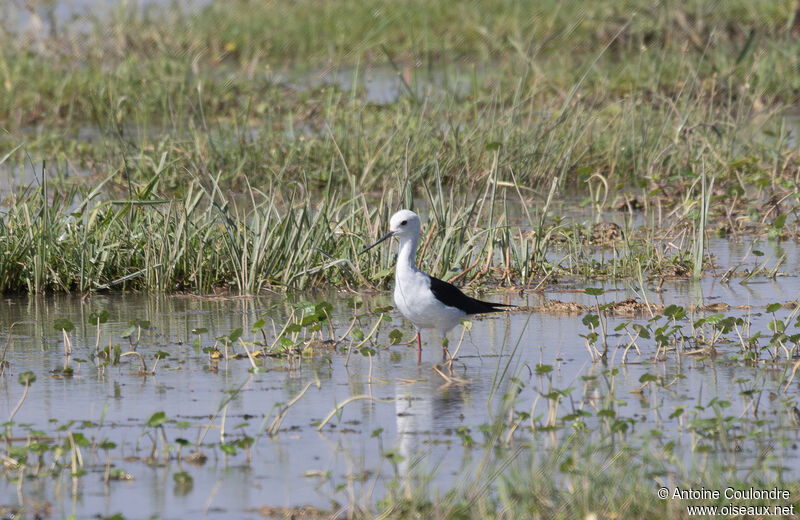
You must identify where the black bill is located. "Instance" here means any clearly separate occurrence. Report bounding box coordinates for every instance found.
[359,231,393,254]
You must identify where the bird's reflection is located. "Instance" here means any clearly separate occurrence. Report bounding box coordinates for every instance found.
[394,375,471,478]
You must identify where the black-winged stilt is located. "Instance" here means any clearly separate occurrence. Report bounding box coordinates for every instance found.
[361,209,513,363]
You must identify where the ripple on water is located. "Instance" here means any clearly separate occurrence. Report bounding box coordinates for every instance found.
[1,273,799,516]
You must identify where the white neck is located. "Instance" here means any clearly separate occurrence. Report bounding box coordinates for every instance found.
[396,235,419,274]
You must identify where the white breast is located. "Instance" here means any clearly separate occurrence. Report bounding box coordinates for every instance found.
[394,270,465,333]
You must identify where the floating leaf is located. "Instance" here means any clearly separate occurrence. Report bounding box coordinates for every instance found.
[89,310,110,324]
[388,329,403,345]
[71,432,90,447]
[129,319,150,329]
[300,314,319,327]
[768,320,786,333]
[717,316,739,333]
[295,300,316,316]
[582,313,600,328]
[611,419,630,433]
[54,318,74,332]
[632,323,651,339]
[173,471,193,485]
[235,436,253,449]
[703,313,725,326]
[99,440,117,450]
[584,287,604,296]
[639,373,659,383]
[18,371,36,386]
[285,323,302,334]
[219,443,236,455]
[315,301,333,314]
[664,304,686,320]
[146,411,167,428]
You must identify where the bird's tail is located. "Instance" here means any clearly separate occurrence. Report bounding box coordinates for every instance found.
[480,301,516,313]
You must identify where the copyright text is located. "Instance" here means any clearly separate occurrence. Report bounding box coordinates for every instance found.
[657,486,794,517]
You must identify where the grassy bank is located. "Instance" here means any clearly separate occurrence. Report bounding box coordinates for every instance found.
[0,168,792,294]
[2,0,798,190]
[1,0,799,294]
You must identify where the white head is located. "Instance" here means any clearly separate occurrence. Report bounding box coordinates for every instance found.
[360,209,422,253]
[387,209,421,240]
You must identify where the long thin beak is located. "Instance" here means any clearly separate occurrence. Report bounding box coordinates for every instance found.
[360,231,393,254]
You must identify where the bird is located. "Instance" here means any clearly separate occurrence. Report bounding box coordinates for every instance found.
[360,209,514,363]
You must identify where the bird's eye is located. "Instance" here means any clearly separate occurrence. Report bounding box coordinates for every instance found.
[400,220,407,226]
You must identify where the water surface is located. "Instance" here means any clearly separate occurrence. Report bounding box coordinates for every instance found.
[2,270,799,518]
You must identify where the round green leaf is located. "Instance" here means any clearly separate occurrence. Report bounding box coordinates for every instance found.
[54,318,74,332]
[18,371,36,386]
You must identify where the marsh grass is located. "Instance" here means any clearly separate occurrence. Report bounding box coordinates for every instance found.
[2,0,799,196]
[1,155,792,295]
[3,163,736,294]
[2,1,799,294]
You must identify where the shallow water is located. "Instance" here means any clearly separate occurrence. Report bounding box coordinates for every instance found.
[285,63,476,105]
[0,160,92,194]
[2,0,210,35]
[1,265,799,518]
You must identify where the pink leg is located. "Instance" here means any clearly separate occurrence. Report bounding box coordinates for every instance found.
[416,331,422,364]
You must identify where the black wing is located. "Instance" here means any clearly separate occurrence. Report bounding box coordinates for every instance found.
[428,276,514,315]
